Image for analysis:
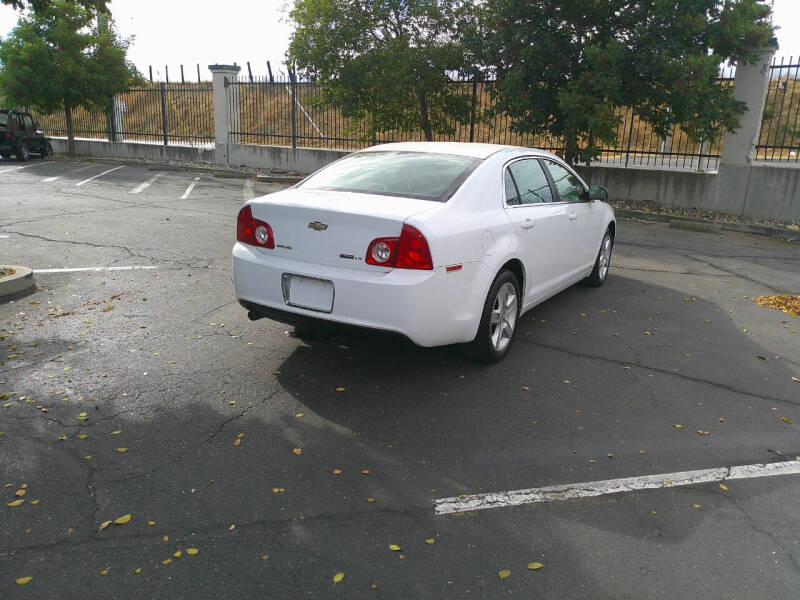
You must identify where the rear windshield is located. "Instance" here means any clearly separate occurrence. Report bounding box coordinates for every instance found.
[300,151,481,202]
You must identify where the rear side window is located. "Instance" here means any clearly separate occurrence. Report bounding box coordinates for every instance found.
[0,112,7,128]
[301,151,480,202]
[23,114,34,130]
[507,159,553,204]
[504,169,519,205]
[544,160,585,202]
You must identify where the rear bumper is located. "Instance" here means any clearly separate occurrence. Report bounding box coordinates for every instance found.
[232,242,490,347]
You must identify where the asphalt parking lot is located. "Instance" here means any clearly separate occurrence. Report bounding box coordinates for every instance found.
[1,157,800,599]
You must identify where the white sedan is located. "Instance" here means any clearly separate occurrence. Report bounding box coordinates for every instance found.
[233,142,615,361]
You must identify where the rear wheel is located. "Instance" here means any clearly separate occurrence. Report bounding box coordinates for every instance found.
[464,270,520,363]
[1,152,10,159]
[40,141,52,158]
[16,142,30,162]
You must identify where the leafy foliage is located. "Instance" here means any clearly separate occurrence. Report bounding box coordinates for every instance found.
[1,0,106,12]
[288,0,474,141]
[473,0,775,163]
[0,0,141,153]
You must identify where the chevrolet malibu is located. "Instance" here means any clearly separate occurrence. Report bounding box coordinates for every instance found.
[233,142,615,362]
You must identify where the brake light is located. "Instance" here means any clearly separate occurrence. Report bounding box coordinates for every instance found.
[365,224,432,270]
[237,205,274,249]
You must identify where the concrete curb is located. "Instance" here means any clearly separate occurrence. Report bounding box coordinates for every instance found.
[256,175,305,185]
[615,209,800,242]
[0,266,35,298]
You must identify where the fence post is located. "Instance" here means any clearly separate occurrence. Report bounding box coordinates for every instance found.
[624,109,635,168]
[107,96,115,142]
[469,79,477,143]
[289,69,297,150]
[159,82,168,146]
[208,64,241,165]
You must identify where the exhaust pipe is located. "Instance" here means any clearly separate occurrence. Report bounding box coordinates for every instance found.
[247,310,262,321]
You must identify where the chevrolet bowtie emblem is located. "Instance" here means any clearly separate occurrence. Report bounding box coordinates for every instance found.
[308,221,328,231]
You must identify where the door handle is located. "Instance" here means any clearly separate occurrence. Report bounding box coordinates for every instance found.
[569,212,578,221]
[520,218,535,229]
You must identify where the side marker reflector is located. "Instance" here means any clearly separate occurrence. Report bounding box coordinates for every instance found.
[446,264,463,273]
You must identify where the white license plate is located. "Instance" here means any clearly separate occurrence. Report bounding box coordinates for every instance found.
[282,274,334,313]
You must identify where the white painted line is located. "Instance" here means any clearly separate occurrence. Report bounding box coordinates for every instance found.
[243,178,254,201]
[75,165,124,186]
[0,235,9,238]
[433,459,800,515]
[0,164,35,175]
[130,173,163,194]
[180,177,200,200]
[43,163,96,182]
[34,266,158,274]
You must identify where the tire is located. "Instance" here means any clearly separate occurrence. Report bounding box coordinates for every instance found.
[464,269,521,363]
[40,142,52,158]
[584,229,613,287]
[16,142,30,162]
[1,152,10,159]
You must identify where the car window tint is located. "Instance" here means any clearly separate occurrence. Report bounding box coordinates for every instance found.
[23,114,34,129]
[302,151,480,202]
[504,169,519,205]
[0,112,8,128]
[507,159,553,204]
[545,160,585,202]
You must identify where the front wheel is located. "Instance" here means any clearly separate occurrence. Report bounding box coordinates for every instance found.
[16,142,30,162]
[584,229,613,287]
[40,141,53,158]
[464,270,520,363]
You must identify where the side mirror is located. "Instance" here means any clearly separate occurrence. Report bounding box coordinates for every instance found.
[588,185,608,201]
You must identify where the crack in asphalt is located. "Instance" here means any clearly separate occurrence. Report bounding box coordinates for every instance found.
[518,337,800,407]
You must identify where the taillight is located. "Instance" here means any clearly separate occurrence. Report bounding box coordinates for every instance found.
[365,224,432,270]
[237,205,274,249]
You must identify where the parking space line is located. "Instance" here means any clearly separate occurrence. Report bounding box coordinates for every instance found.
[75,165,124,186]
[0,164,36,175]
[130,173,163,194]
[43,163,100,182]
[433,459,800,515]
[243,178,254,201]
[34,265,158,274]
[180,177,200,200]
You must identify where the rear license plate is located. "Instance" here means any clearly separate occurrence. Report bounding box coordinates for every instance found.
[282,274,334,313]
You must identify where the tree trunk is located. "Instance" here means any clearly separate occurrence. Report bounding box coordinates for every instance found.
[417,92,432,142]
[564,135,577,165]
[65,102,75,156]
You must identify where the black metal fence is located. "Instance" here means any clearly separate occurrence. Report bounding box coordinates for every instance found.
[228,69,737,170]
[756,56,800,162]
[30,83,214,146]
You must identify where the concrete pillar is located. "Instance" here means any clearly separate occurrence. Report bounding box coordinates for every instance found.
[208,64,241,164]
[720,45,777,167]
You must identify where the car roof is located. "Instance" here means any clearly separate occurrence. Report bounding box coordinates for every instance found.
[356,141,553,160]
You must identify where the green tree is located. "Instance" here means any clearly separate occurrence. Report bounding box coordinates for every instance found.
[474,0,775,164]
[288,0,473,141]
[0,1,140,155]
[2,0,106,13]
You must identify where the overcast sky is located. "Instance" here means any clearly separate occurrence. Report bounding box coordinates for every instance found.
[1,0,798,81]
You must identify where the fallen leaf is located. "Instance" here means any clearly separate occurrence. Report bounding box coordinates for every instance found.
[361,469,370,475]
[6,499,23,507]
[57,434,67,441]
[173,550,182,558]
[295,412,304,418]
[14,488,25,497]
[332,469,342,475]
[527,562,544,570]
[792,377,800,383]
[719,483,728,491]
[335,387,346,392]
[292,448,302,455]
[365,497,376,503]
[99,569,109,576]
[29,499,39,505]
[77,434,88,440]
[148,520,156,526]
[134,568,142,574]
[371,583,379,590]
[424,538,435,545]
[237,432,245,438]
[388,544,402,551]
[186,548,199,555]
[99,520,112,531]
[233,438,241,446]
[110,430,122,435]
[498,569,511,579]
[116,447,128,453]
[781,417,793,424]
[272,487,285,494]
[77,412,88,421]
[673,424,683,429]
[84,455,92,460]
[162,535,169,542]
[333,572,345,583]
[162,558,172,565]
[693,504,702,509]
[15,576,32,585]
[114,513,132,525]
[261,554,269,560]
